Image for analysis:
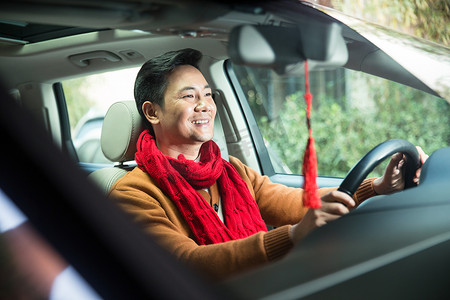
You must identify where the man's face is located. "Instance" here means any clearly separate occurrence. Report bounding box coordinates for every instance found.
[152,65,216,148]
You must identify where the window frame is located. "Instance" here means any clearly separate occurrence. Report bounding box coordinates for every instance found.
[54,82,78,162]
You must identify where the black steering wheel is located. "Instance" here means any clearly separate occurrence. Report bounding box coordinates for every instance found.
[337,139,421,198]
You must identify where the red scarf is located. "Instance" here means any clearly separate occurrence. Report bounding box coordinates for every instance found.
[135,129,267,245]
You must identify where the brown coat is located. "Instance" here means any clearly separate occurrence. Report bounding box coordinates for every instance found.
[108,156,376,279]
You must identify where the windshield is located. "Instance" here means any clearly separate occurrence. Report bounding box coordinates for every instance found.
[231,63,450,177]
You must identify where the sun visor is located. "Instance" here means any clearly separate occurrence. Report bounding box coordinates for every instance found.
[228,22,348,74]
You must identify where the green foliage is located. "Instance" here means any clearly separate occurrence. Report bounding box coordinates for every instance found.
[62,77,95,130]
[255,73,450,178]
[328,0,450,46]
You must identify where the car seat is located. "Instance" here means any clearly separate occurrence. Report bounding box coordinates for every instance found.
[89,100,229,194]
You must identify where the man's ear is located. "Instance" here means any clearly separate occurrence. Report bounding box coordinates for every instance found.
[142,101,160,125]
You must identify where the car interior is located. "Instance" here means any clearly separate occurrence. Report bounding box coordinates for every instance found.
[0,0,449,299]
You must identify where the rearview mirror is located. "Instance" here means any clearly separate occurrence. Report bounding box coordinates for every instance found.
[228,22,348,74]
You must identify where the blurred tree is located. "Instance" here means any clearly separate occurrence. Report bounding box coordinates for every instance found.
[316,0,449,46]
[62,77,94,130]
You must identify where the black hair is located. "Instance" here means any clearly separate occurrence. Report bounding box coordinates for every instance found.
[134,48,203,135]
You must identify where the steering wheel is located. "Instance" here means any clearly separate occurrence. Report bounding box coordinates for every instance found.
[337,139,421,198]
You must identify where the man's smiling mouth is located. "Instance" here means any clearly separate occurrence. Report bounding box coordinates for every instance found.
[192,120,209,124]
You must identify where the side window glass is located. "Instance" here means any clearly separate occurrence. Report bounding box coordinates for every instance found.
[232,64,450,177]
[62,68,140,164]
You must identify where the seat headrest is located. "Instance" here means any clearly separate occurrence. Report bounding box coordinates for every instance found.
[101,101,144,162]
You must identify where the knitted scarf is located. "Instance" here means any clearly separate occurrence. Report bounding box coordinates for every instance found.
[135,129,267,245]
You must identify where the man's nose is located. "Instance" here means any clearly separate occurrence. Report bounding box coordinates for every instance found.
[195,97,213,112]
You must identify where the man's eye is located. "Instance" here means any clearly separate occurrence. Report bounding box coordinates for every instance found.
[183,94,194,98]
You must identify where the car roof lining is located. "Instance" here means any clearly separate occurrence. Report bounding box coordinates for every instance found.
[0,0,231,36]
[0,20,106,44]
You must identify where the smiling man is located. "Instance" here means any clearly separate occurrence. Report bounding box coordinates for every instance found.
[108,48,427,280]
[141,63,216,160]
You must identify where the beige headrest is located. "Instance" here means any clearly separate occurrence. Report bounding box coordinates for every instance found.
[101,101,145,162]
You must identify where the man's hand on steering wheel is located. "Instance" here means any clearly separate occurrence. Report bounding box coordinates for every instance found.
[373,146,429,195]
[290,143,429,245]
[290,191,356,244]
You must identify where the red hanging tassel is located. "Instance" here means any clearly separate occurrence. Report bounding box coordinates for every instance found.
[302,61,321,208]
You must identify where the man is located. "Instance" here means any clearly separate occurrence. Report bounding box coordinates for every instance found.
[108,48,427,280]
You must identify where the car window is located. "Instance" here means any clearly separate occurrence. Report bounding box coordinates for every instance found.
[62,67,140,164]
[230,63,450,178]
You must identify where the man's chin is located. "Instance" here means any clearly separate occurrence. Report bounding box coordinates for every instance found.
[194,134,214,143]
